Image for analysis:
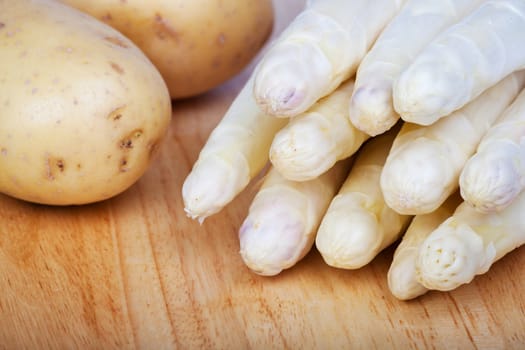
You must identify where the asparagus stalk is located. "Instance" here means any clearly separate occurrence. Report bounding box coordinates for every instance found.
[239,159,352,276]
[381,72,525,215]
[316,125,411,269]
[394,0,525,125]
[253,0,406,117]
[269,80,368,181]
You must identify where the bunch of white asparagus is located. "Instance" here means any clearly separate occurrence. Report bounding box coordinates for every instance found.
[182,0,525,300]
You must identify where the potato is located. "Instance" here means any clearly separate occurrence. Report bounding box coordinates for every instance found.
[60,0,274,99]
[0,0,172,205]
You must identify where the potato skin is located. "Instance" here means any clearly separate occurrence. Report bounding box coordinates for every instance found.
[0,0,172,205]
[61,0,274,99]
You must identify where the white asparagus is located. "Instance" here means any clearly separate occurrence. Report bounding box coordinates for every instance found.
[350,0,483,136]
[182,78,287,222]
[239,159,352,276]
[253,0,406,118]
[460,88,525,213]
[315,125,412,269]
[381,72,525,215]
[394,0,525,125]
[416,191,525,292]
[269,80,368,181]
[387,192,462,300]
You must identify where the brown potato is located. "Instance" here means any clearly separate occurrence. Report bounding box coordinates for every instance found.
[61,0,275,99]
[0,0,172,205]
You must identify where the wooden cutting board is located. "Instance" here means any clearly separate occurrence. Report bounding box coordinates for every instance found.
[1,1,524,349]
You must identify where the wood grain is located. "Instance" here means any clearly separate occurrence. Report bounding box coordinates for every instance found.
[1,1,524,349]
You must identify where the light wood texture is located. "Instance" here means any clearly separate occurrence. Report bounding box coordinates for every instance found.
[1,2,524,349]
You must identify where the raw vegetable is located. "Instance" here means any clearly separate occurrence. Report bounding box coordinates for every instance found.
[380,72,525,215]
[0,0,171,205]
[315,125,411,269]
[180,0,525,300]
[394,0,525,125]
[460,89,525,213]
[182,77,287,222]
[269,80,368,181]
[239,159,351,276]
[350,0,483,136]
[253,0,406,117]
[61,0,275,99]
[387,192,462,300]
[416,191,525,291]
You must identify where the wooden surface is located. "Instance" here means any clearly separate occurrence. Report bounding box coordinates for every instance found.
[1,2,525,349]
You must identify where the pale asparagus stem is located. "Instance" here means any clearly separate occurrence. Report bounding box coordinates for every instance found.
[315,125,411,269]
[253,0,406,118]
[416,191,525,292]
[460,88,525,213]
[380,72,525,216]
[182,78,287,222]
[350,0,484,136]
[239,159,352,276]
[387,192,462,300]
[394,0,525,125]
[269,80,369,182]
